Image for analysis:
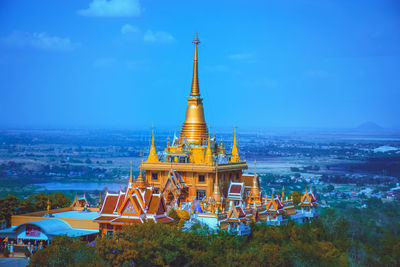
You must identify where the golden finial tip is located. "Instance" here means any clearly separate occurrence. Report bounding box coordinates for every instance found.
[193,32,200,44]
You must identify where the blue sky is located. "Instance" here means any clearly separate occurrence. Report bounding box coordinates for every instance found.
[0,0,399,130]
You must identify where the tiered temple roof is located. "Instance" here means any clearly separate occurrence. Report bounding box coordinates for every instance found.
[94,167,173,226]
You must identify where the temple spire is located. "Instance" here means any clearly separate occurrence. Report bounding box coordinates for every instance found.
[205,129,213,164]
[179,33,208,145]
[136,160,146,189]
[251,160,260,197]
[97,193,102,208]
[213,167,221,204]
[230,126,240,162]
[147,126,159,163]
[253,160,258,188]
[47,196,51,214]
[128,160,134,187]
[191,32,200,97]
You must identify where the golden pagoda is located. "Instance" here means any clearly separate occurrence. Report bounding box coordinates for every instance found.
[141,33,249,203]
[230,126,240,163]
[179,32,208,145]
[247,160,262,205]
[147,127,159,163]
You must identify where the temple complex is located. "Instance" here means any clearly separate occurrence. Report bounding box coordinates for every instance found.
[0,34,319,253]
[93,33,319,233]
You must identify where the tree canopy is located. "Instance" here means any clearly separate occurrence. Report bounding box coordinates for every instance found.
[28,201,400,267]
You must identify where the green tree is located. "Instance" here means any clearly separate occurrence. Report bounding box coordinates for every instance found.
[289,191,302,205]
[29,236,103,267]
[0,195,19,226]
[51,193,71,209]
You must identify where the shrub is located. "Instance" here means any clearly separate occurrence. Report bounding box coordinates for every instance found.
[3,247,10,257]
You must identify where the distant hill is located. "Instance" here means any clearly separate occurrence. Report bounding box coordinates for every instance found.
[356,121,384,131]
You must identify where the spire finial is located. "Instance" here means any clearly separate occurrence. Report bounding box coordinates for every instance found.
[193,32,200,45]
[230,126,240,162]
[213,167,221,204]
[151,124,155,145]
[205,127,213,164]
[190,33,200,96]
[252,160,259,193]
[147,126,159,162]
[47,196,51,213]
[136,159,146,189]
[129,160,133,186]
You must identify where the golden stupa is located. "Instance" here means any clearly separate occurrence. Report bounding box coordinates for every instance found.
[179,33,208,145]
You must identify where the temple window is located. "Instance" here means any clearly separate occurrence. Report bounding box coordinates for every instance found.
[198,175,205,183]
[152,173,158,180]
[196,190,206,200]
[106,224,113,235]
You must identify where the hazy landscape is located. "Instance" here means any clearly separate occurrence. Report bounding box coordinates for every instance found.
[1,123,399,210]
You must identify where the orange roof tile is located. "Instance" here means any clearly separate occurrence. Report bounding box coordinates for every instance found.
[111,217,142,224]
[115,193,126,212]
[93,216,117,222]
[147,195,160,214]
[242,175,254,187]
[101,195,119,214]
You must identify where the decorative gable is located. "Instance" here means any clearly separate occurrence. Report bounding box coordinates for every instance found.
[122,201,137,214]
[119,196,142,216]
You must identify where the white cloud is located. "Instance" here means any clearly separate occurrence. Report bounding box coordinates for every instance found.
[1,31,78,51]
[78,0,141,17]
[143,30,175,43]
[121,24,139,35]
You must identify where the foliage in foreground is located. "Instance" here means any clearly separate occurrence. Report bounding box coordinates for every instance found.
[29,214,348,266]
[28,200,400,267]
[29,236,104,267]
